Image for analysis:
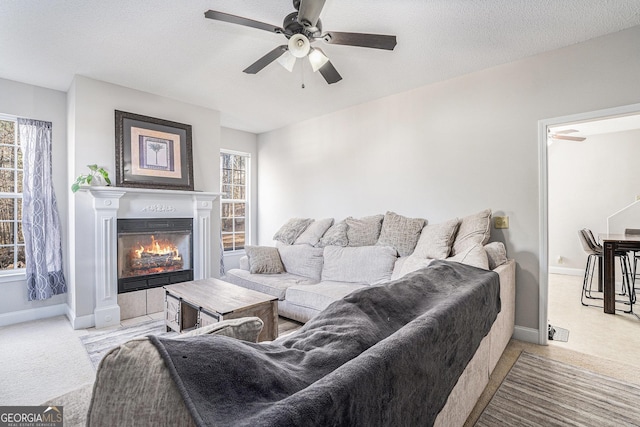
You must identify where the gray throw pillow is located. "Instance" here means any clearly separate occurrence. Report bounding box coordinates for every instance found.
[346,214,384,247]
[317,221,349,247]
[376,211,426,256]
[295,218,334,246]
[447,243,489,270]
[451,209,492,256]
[412,218,460,260]
[273,218,313,245]
[245,246,284,274]
[484,241,508,269]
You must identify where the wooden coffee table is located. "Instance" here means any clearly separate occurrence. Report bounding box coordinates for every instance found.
[164,278,278,341]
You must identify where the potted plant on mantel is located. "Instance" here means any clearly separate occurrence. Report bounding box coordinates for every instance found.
[71,164,111,193]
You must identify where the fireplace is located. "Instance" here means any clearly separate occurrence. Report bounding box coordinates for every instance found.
[117,218,193,293]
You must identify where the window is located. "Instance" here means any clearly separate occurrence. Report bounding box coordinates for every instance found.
[0,115,25,273]
[220,150,249,252]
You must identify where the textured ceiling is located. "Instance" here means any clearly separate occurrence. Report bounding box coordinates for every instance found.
[1,0,640,133]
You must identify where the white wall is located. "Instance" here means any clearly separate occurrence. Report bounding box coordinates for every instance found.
[67,76,221,327]
[0,78,68,324]
[220,127,258,271]
[549,129,640,272]
[258,26,640,333]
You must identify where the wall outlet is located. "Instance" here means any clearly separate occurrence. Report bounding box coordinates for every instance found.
[494,216,509,229]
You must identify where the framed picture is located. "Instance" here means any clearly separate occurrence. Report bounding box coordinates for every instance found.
[115,110,194,191]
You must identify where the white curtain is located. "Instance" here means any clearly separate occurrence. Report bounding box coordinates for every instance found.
[18,119,67,300]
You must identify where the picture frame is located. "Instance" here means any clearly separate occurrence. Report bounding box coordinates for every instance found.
[115,110,194,191]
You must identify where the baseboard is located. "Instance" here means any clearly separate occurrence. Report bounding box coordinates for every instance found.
[549,266,582,276]
[66,306,95,330]
[0,303,68,327]
[513,325,540,344]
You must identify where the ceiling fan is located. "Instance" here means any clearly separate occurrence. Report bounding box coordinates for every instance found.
[548,129,586,142]
[204,0,397,84]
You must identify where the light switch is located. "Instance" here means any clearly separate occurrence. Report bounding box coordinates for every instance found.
[494,216,509,229]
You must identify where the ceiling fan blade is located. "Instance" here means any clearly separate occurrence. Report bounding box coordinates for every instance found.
[243,45,288,74]
[322,31,397,50]
[318,60,342,84]
[204,10,283,34]
[550,134,586,142]
[297,0,326,29]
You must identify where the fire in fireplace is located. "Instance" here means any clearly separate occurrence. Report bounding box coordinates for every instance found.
[125,235,184,277]
[117,218,193,293]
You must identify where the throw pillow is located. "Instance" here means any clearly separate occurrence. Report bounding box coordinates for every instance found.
[447,243,489,270]
[245,246,284,274]
[376,211,426,256]
[484,241,508,270]
[398,256,435,278]
[278,245,325,280]
[317,220,349,247]
[294,218,334,246]
[412,218,460,259]
[321,245,397,285]
[390,256,408,281]
[451,209,492,256]
[346,214,384,247]
[273,218,313,245]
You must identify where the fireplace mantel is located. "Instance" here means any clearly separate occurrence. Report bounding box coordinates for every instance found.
[82,186,220,328]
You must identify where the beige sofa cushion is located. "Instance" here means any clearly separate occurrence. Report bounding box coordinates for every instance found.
[346,214,384,247]
[273,218,313,244]
[484,241,508,269]
[322,245,397,285]
[278,244,324,280]
[285,281,368,312]
[412,218,460,259]
[398,256,435,278]
[295,218,334,246]
[376,211,426,256]
[317,220,349,247]
[87,317,263,427]
[245,245,284,274]
[451,209,492,255]
[447,243,489,270]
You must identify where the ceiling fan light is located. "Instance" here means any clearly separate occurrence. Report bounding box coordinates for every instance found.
[309,48,329,72]
[288,34,310,58]
[277,51,297,72]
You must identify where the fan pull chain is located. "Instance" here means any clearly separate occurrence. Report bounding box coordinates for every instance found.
[300,59,305,89]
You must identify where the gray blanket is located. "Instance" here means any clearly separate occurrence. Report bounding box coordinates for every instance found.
[150,260,501,427]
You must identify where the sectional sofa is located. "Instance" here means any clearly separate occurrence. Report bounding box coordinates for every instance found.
[223,209,516,425]
[226,209,511,323]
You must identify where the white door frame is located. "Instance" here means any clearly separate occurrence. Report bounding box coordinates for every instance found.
[538,102,640,345]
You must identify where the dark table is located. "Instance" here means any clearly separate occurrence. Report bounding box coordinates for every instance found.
[599,233,640,314]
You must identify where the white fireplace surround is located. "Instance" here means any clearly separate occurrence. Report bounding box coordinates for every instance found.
[85,186,219,328]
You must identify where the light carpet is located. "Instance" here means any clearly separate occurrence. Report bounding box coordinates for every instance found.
[475,351,640,426]
[80,319,174,369]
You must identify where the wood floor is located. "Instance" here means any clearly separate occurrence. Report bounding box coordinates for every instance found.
[278,316,303,336]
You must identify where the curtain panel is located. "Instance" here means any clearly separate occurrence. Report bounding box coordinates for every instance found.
[17,119,67,300]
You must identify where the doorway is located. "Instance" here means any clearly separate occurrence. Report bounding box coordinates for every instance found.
[539,102,640,349]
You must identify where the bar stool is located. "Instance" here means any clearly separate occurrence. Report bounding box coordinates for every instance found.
[578,229,635,312]
[624,228,640,291]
